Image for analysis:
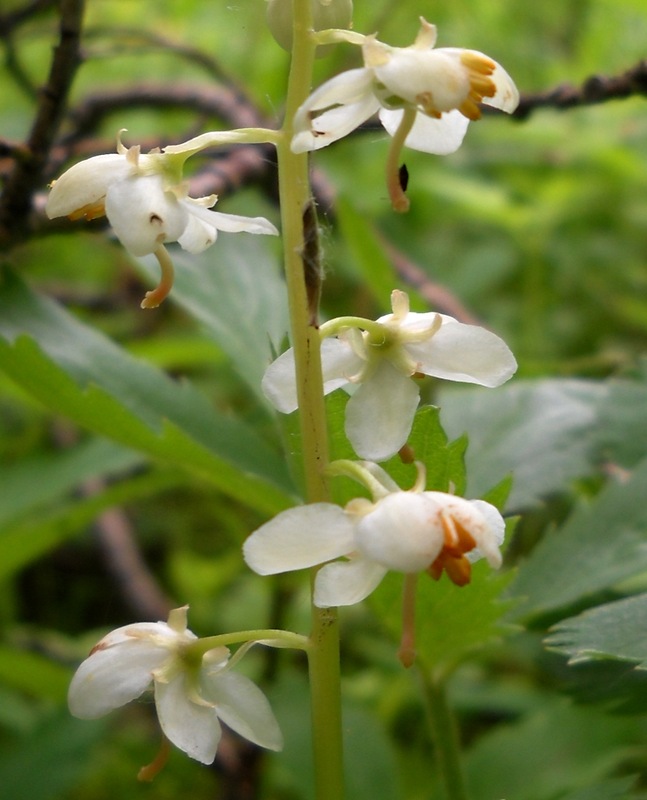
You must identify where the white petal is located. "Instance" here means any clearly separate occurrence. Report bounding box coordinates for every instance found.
[355,492,445,572]
[314,558,387,607]
[291,69,380,153]
[68,628,172,719]
[202,671,283,751]
[184,201,279,236]
[261,338,363,413]
[46,154,131,218]
[243,504,356,575]
[105,174,188,256]
[424,492,504,569]
[405,316,517,387]
[344,361,420,460]
[467,499,505,567]
[379,108,470,155]
[374,48,471,111]
[155,675,221,764]
[177,209,217,253]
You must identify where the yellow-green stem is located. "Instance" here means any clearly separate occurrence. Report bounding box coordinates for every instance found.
[421,671,470,800]
[276,2,344,798]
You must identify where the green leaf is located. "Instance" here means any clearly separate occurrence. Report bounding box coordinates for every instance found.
[546,593,647,669]
[136,234,288,401]
[0,646,71,702]
[0,267,294,516]
[0,712,106,800]
[370,558,517,673]
[0,468,178,580]
[382,405,467,496]
[437,379,605,509]
[464,698,642,800]
[0,438,142,529]
[509,456,647,619]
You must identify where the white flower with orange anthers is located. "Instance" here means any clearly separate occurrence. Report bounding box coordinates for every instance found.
[46,132,278,307]
[262,290,517,462]
[244,461,505,663]
[291,18,519,209]
[68,607,283,766]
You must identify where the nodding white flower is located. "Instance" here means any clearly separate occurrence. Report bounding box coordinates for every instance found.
[244,463,505,608]
[46,134,278,256]
[46,133,278,306]
[68,607,282,765]
[291,17,519,156]
[262,290,516,461]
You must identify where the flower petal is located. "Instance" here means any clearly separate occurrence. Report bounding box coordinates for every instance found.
[291,68,380,153]
[105,174,188,256]
[202,671,283,751]
[314,557,387,607]
[243,504,356,575]
[405,316,517,387]
[46,154,131,218]
[355,492,445,572]
[68,628,172,719]
[262,338,363,413]
[155,674,221,764]
[379,108,470,155]
[467,499,505,567]
[344,361,420,460]
[177,208,218,253]
[183,201,279,236]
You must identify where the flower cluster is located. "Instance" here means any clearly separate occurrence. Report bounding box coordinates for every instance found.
[244,462,505,607]
[68,607,282,765]
[263,289,516,461]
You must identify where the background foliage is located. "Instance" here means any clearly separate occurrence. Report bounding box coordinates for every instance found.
[1,0,647,797]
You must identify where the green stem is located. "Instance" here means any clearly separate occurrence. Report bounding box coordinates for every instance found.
[276,2,344,799]
[190,629,310,657]
[421,672,469,800]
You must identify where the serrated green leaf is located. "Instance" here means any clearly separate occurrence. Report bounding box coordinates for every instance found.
[464,698,642,800]
[370,557,517,673]
[0,267,294,515]
[382,405,467,496]
[509,456,647,619]
[438,379,605,509]
[546,593,647,669]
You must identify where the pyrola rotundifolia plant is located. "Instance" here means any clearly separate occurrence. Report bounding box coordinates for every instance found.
[49,3,521,797]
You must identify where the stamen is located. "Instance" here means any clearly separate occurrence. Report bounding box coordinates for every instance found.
[458,98,482,121]
[141,245,175,309]
[68,200,106,222]
[427,513,477,586]
[415,91,442,119]
[460,52,496,75]
[138,736,171,782]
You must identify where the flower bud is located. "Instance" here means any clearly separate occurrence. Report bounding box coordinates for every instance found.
[266,0,353,54]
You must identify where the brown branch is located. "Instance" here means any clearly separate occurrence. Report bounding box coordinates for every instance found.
[0,0,85,245]
[511,59,647,120]
[0,0,57,34]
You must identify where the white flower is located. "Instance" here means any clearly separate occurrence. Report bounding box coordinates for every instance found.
[68,607,282,764]
[262,289,516,461]
[46,135,278,257]
[244,463,505,607]
[291,17,519,155]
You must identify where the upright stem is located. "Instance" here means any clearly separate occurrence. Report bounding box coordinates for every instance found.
[276,2,344,798]
[421,671,470,800]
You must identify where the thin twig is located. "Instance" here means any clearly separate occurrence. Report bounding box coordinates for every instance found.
[0,0,85,245]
